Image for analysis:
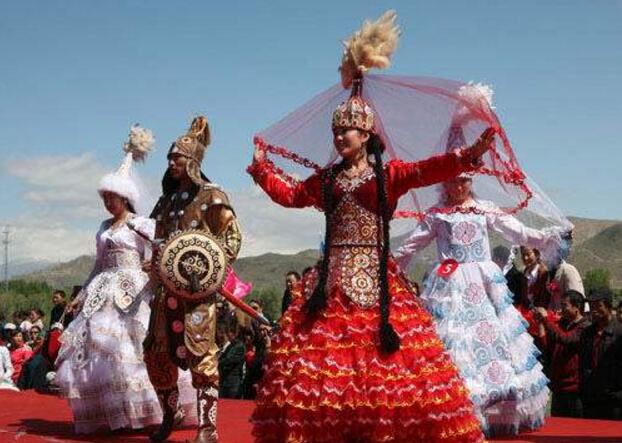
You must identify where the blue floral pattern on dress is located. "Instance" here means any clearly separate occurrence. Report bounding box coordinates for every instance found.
[413,205,550,437]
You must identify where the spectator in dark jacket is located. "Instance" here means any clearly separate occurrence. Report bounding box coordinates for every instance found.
[492,245,527,307]
[242,324,272,400]
[249,299,272,325]
[521,246,550,309]
[50,289,73,328]
[17,322,64,392]
[534,290,589,417]
[579,289,622,420]
[281,271,301,315]
[217,319,246,399]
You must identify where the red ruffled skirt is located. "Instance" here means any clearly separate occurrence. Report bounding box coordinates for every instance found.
[251,265,485,443]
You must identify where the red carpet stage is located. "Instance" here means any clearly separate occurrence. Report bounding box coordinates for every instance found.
[1,391,621,442]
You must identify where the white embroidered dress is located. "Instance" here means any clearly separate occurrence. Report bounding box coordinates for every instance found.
[0,345,17,391]
[396,200,562,436]
[55,216,188,433]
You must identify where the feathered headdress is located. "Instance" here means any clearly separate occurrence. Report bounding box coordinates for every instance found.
[339,10,401,89]
[333,10,401,132]
[99,124,155,210]
[446,82,495,178]
[451,81,495,126]
[117,124,155,174]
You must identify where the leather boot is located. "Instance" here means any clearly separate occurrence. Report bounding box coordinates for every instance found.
[150,387,179,442]
[186,384,219,443]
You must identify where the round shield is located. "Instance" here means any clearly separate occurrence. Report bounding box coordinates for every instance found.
[157,229,228,302]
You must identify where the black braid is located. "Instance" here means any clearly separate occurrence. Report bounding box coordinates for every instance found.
[369,134,400,353]
[304,163,341,315]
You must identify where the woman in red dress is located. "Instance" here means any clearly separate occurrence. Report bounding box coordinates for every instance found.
[246,13,498,439]
[248,99,494,443]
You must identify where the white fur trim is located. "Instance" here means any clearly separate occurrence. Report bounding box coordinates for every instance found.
[98,173,140,209]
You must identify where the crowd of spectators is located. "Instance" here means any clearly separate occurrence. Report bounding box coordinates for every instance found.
[493,244,622,421]
[0,290,71,392]
[2,260,622,424]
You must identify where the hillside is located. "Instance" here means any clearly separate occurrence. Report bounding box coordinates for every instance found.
[233,249,319,291]
[567,216,620,245]
[7,260,52,279]
[569,223,622,288]
[22,255,96,289]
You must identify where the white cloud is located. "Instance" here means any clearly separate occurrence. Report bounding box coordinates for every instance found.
[2,153,110,263]
[232,186,324,257]
[5,153,109,219]
[2,151,325,263]
[3,187,323,264]
[2,214,96,263]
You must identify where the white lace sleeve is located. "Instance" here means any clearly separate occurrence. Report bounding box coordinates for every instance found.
[128,216,155,260]
[394,215,437,271]
[0,347,14,382]
[130,216,155,241]
[485,202,569,266]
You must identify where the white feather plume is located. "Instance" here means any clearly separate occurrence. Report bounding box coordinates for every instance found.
[452,82,495,125]
[123,124,155,162]
[458,82,495,109]
[339,10,401,88]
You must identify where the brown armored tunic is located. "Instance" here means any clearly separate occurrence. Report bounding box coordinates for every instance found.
[148,182,241,374]
[152,183,241,261]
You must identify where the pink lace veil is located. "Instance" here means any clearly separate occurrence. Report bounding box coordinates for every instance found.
[254,74,570,231]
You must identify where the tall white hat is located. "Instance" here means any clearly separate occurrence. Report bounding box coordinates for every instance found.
[98,124,155,210]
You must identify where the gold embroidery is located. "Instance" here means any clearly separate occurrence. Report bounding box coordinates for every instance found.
[329,192,382,308]
[329,246,379,308]
[335,166,375,192]
[331,194,379,246]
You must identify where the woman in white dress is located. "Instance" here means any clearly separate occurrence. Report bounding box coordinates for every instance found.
[395,175,568,437]
[55,125,194,433]
[0,336,18,391]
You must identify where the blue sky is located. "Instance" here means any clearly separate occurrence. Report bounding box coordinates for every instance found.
[0,1,620,262]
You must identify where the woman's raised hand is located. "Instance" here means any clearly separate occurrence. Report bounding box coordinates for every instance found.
[253,145,266,163]
[467,127,496,161]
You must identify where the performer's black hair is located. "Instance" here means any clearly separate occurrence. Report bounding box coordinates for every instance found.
[305,131,400,354]
[161,169,210,195]
[304,162,341,315]
[161,169,177,195]
[368,133,400,353]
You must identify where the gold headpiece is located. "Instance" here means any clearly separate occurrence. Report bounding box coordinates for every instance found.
[332,10,401,132]
[169,116,211,186]
[331,90,375,132]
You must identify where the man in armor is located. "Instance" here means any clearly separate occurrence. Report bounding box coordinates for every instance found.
[144,116,242,443]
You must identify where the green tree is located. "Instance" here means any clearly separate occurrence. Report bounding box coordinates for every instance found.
[249,287,282,322]
[0,279,62,328]
[583,268,612,296]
